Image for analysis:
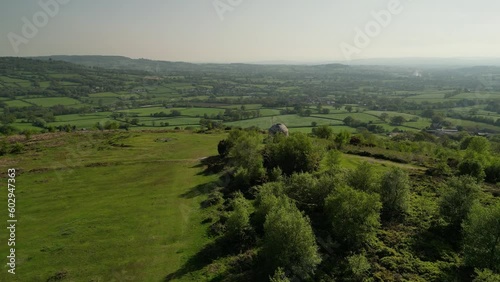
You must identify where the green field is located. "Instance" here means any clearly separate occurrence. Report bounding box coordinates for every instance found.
[4,100,32,107]
[0,76,31,86]
[119,107,225,117]
[0,132,225,281]
[290,125,356,133]
[226,115,343,129]
[138,117,203,126]
[24,97,82,107]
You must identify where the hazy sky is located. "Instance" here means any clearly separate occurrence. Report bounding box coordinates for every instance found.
[1,0,499,63]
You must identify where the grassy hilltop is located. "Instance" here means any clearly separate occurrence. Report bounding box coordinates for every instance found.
[0,131,224,281]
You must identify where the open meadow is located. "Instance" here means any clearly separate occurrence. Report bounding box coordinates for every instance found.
[0,131,225,281]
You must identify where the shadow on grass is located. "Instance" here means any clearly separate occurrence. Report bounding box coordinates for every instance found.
[163,236,252,281]
[163,238,223,281]
[180,155,228,199]
[179,182,220,199]
[195,155,225,176]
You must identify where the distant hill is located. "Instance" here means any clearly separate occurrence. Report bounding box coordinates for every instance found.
[34,55,198,73]
[343,57,500,67]
[32,55,500,71]
[32,55,349,74]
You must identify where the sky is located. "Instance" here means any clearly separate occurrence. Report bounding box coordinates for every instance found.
[1,0,499,63]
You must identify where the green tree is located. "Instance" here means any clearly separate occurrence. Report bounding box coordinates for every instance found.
[458,158,486,182]
[325,186,381,249]
[390,116,406,126]
[335,130,351,149]
[347,253,371,281]
[346,105,353,113]
[323,150,342,173]
[284,173,325,212]
[263,196,321,279]
[343,116,355,126]
[473,269,500,282]
[217,139,230,157]
[485,160,500,184]
[312,125,333,139]
[254,182,285,227]
[32,117,47,128]
[269,267,290,282]
[347,162,377,192]
[229,131,265,186]
[439,176,481,229]
[226,193,251,240]
[170,109,182,116]
[466,136,491,155]
[130,118,140,125]
[265,133,323,176]
[463,203,500,272]
[0,114,16,125]
[380,168,410,221]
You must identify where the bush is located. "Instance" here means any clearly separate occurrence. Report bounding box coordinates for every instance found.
[217,139,230,157]
[10,142,24,154]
